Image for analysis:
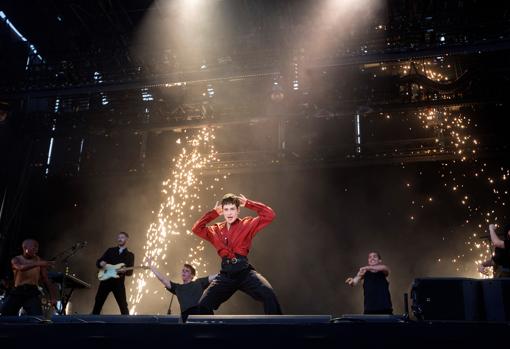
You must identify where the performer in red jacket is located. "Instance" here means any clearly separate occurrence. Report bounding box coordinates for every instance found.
[191,193,282,315]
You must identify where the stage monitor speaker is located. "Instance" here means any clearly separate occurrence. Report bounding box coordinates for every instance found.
[332,314,406,323]
[481,278,510,321]
[186,315,331,324]
[0,315,50,323]
[50,314,181,324]
[411,277,483,321]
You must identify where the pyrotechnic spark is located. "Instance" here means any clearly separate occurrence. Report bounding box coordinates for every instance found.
[421,108,507,276]
[129,127,226,314]
[393,58,509,277]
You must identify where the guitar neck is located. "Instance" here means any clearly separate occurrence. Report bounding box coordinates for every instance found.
[121,266,146,271]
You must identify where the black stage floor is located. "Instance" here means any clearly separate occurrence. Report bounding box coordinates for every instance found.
[1,315,508,349]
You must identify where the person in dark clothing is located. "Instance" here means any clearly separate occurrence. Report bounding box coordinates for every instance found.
[345,251,393,315]
[190,193,282,315]
[149,262,217,320]
[1,239,57,316]
[478,246,510,278]
[486,223,510,277]
[92,232,134,315]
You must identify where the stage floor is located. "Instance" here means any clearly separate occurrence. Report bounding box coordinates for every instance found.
[1,315,508,349]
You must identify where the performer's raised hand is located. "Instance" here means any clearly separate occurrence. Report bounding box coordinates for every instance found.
[214,201,223,215]
[238,194,247,207]
[345,277,355,286]
[146,256,156,271]
[489,223,496,231]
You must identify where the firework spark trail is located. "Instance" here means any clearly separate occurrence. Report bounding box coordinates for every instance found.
[415,106,508,276]
[129,127,224,314]
[415,107,490,273]
[391,58,509,276]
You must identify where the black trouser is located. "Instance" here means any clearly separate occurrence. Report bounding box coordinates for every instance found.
[92,278,129,315]
[196,265,282,315]
[1,284,42,316]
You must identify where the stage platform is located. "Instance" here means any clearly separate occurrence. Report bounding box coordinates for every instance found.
[0,315,508,349]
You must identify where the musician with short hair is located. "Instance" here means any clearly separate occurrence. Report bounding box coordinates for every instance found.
[148,261,217,321]
[92,232,134,315]
[1,239,57,316]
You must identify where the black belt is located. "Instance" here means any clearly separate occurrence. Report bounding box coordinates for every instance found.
[222,254,247,264]
[221,255,249,273]
[222,255,247,265]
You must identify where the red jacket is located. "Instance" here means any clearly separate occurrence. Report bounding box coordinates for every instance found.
[192,200,276,259]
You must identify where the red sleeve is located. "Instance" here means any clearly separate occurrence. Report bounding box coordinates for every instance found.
[244,200,276,237]
[192,209,220,242]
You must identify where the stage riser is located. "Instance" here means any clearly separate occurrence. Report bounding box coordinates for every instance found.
[0,321,509,349]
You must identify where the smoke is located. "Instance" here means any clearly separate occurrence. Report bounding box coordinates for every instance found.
[5,0,495,317]
[39,177,161,314]
[11,151,486,316]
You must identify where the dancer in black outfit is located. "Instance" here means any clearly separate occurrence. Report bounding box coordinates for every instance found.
[487,224,510,277]
[345,251,393,315]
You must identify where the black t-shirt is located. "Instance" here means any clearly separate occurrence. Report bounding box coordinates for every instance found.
[363,271,393,314]
[166,277,210,313]
[492,244,510,269]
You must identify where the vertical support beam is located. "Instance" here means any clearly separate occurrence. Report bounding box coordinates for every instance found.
[355,112,362,154]
[76,137,85,174]
[278,119,286,157]
[139,131,148,169]
[0,188,6,229]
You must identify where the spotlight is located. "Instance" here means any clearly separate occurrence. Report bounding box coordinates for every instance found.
[270,90,284,102]
[270,83,285,102]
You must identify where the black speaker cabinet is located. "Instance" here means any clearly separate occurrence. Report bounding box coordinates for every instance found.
[481,278,510,321]
[332,314,406,323]
[411,277,483,321]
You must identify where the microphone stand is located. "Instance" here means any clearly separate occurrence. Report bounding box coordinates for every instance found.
[51,243,86,315]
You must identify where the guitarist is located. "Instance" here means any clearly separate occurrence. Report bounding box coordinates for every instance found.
[92,232,134,315]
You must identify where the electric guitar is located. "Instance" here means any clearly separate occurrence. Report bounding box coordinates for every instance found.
[97,263,148,281]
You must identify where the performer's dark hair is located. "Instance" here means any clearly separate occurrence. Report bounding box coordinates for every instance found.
[183,264,196,276]
[370,251,382,259]
[119,231,129,238]
[221,193,240,208]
